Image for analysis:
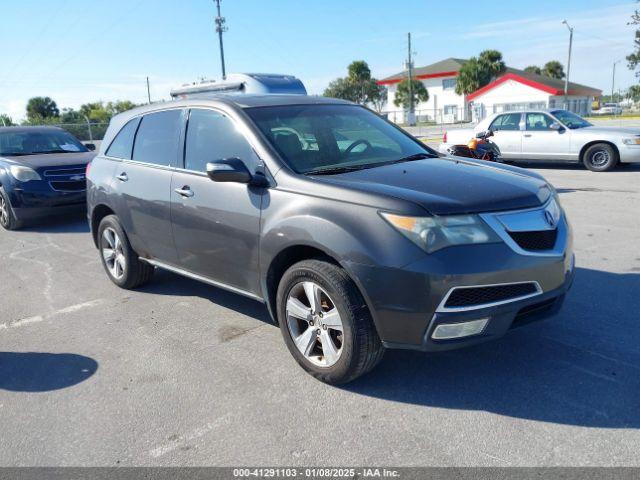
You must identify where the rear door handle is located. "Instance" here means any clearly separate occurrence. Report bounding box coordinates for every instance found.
[174,186,194,198]
[524,134,532,137]
[116,172,128,182]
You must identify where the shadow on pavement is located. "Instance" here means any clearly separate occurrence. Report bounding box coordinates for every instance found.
[20,211,89,234]
[345,267,640,429]
[137,268,273,325]
[0,352,98,392]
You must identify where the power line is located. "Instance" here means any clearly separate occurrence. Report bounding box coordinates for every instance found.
[18,0,147,90]
[0,0,71,84]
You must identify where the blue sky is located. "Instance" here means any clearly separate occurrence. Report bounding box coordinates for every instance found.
[0,0,637,120]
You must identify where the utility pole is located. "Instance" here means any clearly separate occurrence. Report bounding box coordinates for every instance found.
[562,20,573,110]
[214,0,227,80]
[406,32,415,126]
[611,60,620,104]
[146,76,151,104]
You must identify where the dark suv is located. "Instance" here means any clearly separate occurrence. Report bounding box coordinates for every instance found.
[0,126,95,230]
[87,95,574,384]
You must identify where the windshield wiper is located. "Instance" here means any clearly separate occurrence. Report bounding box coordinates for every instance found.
[307,165,370,175]
[307,153,434,176]
[384,152,433,165]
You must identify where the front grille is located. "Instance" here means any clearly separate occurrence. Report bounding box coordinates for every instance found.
[50,180,86,192]
[508,229,557,251]
[444,282,539,309]
[43,167,86,177]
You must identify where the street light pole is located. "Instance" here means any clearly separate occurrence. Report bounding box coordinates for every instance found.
[562,20,573,110]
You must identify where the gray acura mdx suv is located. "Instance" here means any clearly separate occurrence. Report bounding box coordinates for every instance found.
[87,95,574,384]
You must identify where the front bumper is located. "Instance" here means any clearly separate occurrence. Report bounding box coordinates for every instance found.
[618,144,640,163]
[346,209,574,351]
[9,182,86,220]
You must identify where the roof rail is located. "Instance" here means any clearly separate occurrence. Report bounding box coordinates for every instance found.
[170,73,307,99]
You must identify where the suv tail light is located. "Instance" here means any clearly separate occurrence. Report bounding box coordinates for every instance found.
[443,131,448,143]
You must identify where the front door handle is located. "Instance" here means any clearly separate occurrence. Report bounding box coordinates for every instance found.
[524,134,532,138]
[174,186,194,198]
[116,172,128,182]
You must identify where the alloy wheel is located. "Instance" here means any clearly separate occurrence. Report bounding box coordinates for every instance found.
[0,195,8,227]
[286,281,344,367]
[101,227,126,280]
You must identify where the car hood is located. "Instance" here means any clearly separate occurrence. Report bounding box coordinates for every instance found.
[314,157,551,215]
[579,126,640,136]
[1,151,95,170]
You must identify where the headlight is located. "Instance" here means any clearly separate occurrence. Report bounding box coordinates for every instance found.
[381,212,501,253]
[622,137,640,145]
[9,165,41,182]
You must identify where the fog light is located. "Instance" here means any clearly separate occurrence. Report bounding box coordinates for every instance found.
[432,318,489,340]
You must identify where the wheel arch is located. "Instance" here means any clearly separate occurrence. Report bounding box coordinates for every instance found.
[90,204,116,247]
[263,244,342,324]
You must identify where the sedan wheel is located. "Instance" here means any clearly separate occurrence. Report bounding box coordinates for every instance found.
[584,143,618,172]
[101,227,126,280]
[286,281,344,367]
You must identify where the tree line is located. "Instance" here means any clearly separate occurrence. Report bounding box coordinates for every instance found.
[0,97,139,128]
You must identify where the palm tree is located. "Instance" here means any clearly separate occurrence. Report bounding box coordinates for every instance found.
[542,61,565,79]
[479,50,506,78]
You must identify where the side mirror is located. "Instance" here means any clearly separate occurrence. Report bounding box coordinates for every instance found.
[85,143,96,151]
[206,158,252,184]
[549,122,564,132]
[475,131,486,139]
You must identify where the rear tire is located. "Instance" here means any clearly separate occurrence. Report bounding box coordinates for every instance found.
[97,215,154,289]
[276,259,384,385]
[0,187,22,231]
[583,143,618,172]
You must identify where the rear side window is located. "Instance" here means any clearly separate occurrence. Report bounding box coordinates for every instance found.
[490,113,521,131]
[106,118,140,159]
[526,113,555,131]
[184,109,256,172]
[132,110,183,166]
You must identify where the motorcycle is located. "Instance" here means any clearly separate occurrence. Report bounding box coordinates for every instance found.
[447,130,501,162]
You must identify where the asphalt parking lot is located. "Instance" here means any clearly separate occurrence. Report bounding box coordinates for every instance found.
[1,162,639,467]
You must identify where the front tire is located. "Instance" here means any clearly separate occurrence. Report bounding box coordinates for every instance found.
[583,143,618,172]
[276,259,384,384]
[0,187,23,231]
[97,215,154,289]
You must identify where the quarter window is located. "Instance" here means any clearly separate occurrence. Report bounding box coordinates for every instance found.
[132,110,182,166]
[184,109,256,173]
[490,113,521,131]
[106,118,140,159]
[525,113,555,131]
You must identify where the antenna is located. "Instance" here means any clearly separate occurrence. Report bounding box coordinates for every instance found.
[213,0,228,80]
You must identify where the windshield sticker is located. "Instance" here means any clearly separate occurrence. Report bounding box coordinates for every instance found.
[60,143,81,152]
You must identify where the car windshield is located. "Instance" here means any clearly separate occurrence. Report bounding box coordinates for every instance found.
[0,129,88,156]
[550,110,592,129]
[245,104,436,174]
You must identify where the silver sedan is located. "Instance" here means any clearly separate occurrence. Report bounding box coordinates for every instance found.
[440,109,640,171]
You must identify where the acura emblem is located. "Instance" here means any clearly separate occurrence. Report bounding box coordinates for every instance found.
[544,209,556,228]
